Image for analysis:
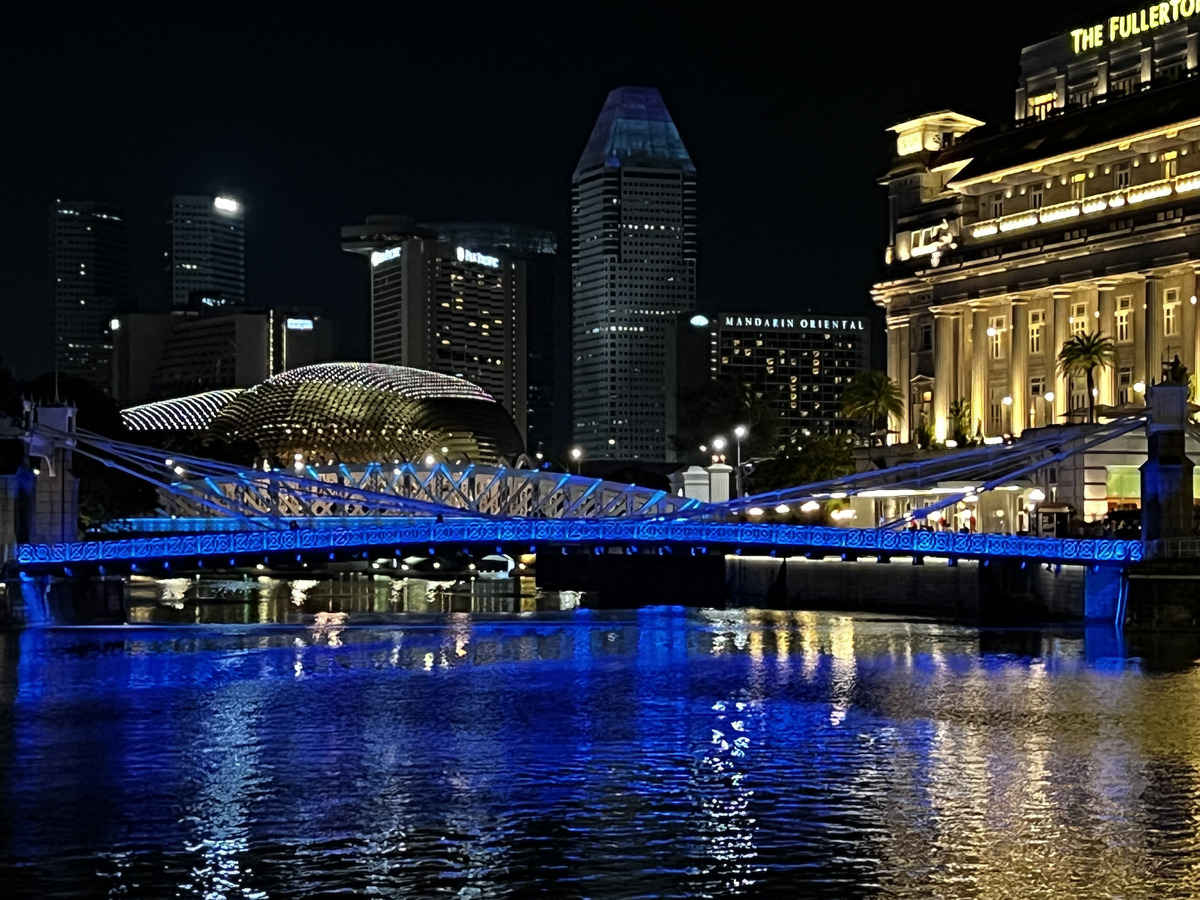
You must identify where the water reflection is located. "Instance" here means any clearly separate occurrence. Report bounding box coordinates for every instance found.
[6,610,1200,897]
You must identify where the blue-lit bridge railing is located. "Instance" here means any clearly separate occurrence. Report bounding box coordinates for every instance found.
[13,516,1143,571]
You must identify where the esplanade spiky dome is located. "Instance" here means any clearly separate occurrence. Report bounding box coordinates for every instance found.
[122,363,525,465]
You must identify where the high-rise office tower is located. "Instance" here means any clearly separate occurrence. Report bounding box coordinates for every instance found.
[49,201,129,390]
[167,194,246,309]
[432,222,559,456]
[572,86,697,462]
[342,215,528,445]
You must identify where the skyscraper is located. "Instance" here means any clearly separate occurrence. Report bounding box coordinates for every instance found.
[342,215,528,445]
[49,201,129,390]
[432,222,559,456]
[167,194,246,309]
[572,86,697,461]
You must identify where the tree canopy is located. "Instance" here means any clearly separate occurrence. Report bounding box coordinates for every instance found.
[841,370,904,440]
[674,374,779,462]
[746,434,854,494]
[1057,332,1115,423]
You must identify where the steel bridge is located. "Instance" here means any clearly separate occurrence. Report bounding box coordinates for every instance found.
[9,419,1149,574]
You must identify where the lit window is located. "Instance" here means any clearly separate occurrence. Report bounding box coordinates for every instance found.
[1163,150,1179,180]
[1165,288,1180,336]
[1070,172,1087,202]
[1116,296,1132,343]
[1029,309,1045,354]
[1029,185,1043,210]
[1071,302,1089,338]
[1115,162,1131,189]
[988,315,1006,359]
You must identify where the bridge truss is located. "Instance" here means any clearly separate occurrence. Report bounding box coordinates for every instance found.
[62,429,708,526]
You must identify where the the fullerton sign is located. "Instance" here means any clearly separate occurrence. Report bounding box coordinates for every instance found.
[722,315,867,332]
[1071,1,1200,54]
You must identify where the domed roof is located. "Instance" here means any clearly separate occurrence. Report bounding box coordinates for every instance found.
[262,363,494,402]
[123,363,524,465]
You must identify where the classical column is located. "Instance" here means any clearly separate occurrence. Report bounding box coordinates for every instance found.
[933,311,956,442]
[1181,269,1198,381]
[1192,268,1200,385]
[959,308,973,433]
[887,318,911,445]
[1010,299,1028,437]
[1096,286,1115,408]
[1145,275,1166,386]
[897,322,911,444]
[972,307,988,438]
[1052,290,1071,424]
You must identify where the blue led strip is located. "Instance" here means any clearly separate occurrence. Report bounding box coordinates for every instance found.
[15,517,1143,567]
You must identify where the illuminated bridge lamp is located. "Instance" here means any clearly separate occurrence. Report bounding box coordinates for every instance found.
[1134,381,1146,394]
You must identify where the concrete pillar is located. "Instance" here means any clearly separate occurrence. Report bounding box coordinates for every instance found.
[1141,382,1194,552]
[1010,299,1028,436]
[1146,275,1166,386]
[1096,60,1109,96]
[972,307,988,439]
[1014,86,1027,122]
[1183,269,1199,382]
[1097,286,1116,408]
[681,466,711,503]
[707,463,733,504]
[889,320,911,444]
[958,308,973,435]
[1189,33,1199,71]
[1140,46,1154,84]
[933,312,956,442]
[1054,73,1067,109]
[1191,270,1200,392]
[1052,290,1071,425]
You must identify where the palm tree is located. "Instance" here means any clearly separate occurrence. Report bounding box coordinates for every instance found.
[841,370,905,443]
[1057,331,1115,424]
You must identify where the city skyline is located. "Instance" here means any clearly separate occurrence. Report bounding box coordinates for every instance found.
[5,3,1069,381]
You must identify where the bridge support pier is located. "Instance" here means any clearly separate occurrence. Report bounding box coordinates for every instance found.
[12,574,125,626]
[1125,380,1200,629]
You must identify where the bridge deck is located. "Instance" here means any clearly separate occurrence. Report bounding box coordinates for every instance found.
[13,516,1142,572]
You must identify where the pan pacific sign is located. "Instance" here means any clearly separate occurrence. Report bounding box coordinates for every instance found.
[1071,1,1200,54]
[722,315,867,332]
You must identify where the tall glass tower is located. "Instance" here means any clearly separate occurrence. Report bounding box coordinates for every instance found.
[49,201,129,391]
[571,86,696,461]
[167,194,246,309]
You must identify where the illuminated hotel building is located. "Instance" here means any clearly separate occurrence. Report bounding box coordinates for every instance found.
[432,222,560,455]
[572,86,697,461]
[342,216,528,443]
[875,9,1200,450]
[49,201,129,391]
[708,313,870,440]
[167,194,246,309]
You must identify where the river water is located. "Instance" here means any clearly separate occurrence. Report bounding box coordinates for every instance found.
[3,576,1200,898]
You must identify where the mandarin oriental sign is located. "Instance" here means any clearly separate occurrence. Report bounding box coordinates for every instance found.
[1071,1,1200,53]
[722,315,866,332]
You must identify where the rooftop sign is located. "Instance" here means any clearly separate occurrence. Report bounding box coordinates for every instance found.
[1071,2,1199,54]
[370,247,401,267]
[456,246,500,268]
[721,315,867,332]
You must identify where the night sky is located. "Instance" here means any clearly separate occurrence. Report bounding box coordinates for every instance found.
[7,3,1098,379]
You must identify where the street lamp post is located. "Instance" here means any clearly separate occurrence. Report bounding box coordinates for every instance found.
[733,424,748,497]
[570,446,582,475]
